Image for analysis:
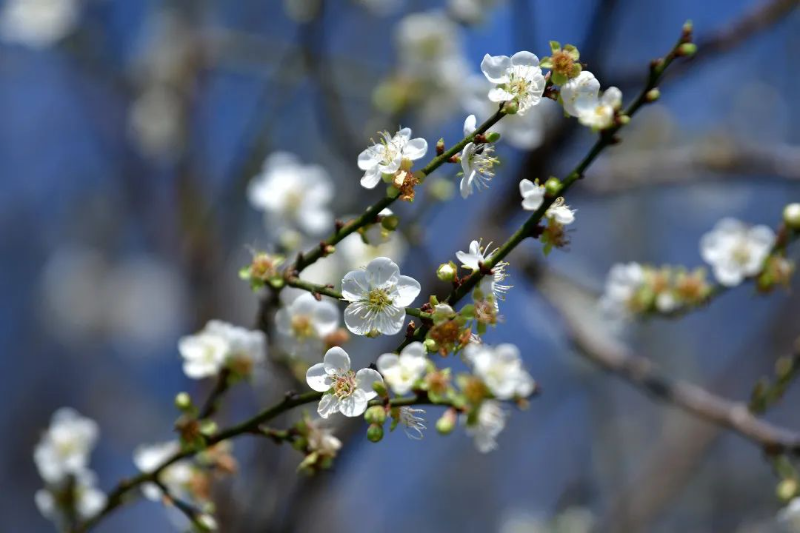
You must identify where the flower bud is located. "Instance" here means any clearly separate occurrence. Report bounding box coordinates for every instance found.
[436,138,445,155]
[435,408,457,435]
[367,423,384,443]
[197,514,218,531]
[503,101,519,115]
[381,215,400,231]
[437,261,457,282]
[175,392,193,412]
[784,203,800,230]
[678,43,697,57]
[485,131,501,143]
[428,177,455,201]
[544,177,561,197]
[372,380,388,397]
[364,406,386,424]
[646,88,661,102]
[778,478,799,502]
[424,338,439,354]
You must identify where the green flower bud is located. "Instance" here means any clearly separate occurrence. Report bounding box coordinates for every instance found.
[364,406,387,424]
[778,478,799,502]
[437,262,457,282]
[424,338,439,354]
[783,203,800,230]
[678,43,697,57]
[175,392,193,412]
[646,88,661,102]
[367,423,384,443]
[503,101,519,115]
[485,131,502,143]
[381,215,400,231]
[372,380,387,397]
[435,409,457,435]
[544,177,561,197]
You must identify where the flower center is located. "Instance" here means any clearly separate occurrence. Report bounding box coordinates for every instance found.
[551,50,574,76]
[732,240,752,265]
[333,371,357,398]
[367,287,393,311]
[291,315,315,338]
[285,188,304,213]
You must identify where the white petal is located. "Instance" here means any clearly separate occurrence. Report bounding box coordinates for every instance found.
[312,300,340,336]
[481,54,511,83]
[602,86,622,109]
[392,275,421,307]
[317,394,339,418]
[339,389,368,417]
[378,307,406,335]
[460,174,473,199]
[403,138,428,160]
[306,363,333,392]
[341,269,370,301]
[463,114,477,136]
[510,51,540,67]
[360,168,382,189]
[401,341,426,359]
[713,263,745,287]
[488,87,514,103]
[376,353,400,374]
[344,304,373,335]
[356,368,384,400]
[357,147,380,171]
[365,257,400,288]
[323,346,350,373]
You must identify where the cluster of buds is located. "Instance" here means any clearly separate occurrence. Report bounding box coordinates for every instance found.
[424,302,473,356]
[239,251,284,291]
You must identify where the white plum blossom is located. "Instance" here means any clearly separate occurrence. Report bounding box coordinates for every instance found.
[576,87,623,130]
[247,152,334,238]
[306,347,384,418]
[466,400,507,453]
[377,342,428,395]
[559,71,600,117]
[464,343,535,399]
[179,320,267,379]
[460,141,498,198]
[481,51,546,115]
[358,128,428,189]
[275,293,339,359]
[457,240,511,303]
[463,75,546,150]
[519,179,545,211]
[34,408,99,484]
[398,407,427,440]
[546,197,576,225]
[133,441,195,501]
[700,218,775,287]
[341,257,421,335]
[36,470,106,524]
[306,419,342,456]
[0,0,79,48]
[779,497,800,532]
[599,262,646,319]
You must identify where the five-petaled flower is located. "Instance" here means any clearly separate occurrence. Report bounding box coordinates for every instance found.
[358,128,428,189]
[377,341,429,395]
[481,51,546,115]
[179,320,267,380]
[464,343,535,400]
[275,293,340,360]
[700,218,775,287]
[341,257,421,335]
[306,347,385,418]
[466,400,507,453]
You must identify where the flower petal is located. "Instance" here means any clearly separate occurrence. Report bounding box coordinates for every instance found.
[376,353,400,374]
[341,269,370,301]
[339,389,368,417]
[365,257,400,288]
[392,275,421,307]
[360,169,382,189]
[312,300,340,336]
[403,138,428,160]
[356,368,384,400]
[306,363,333,392]
[323,346,350,373]
[317,394,339,418]
[463,114,477,136]
[510,51,539,67]
[481,54,511,83]
[344,304,373,335]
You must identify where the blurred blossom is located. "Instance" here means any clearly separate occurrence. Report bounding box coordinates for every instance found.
[448,0,505,24]
[41,247,187,351]
[700,218,775,287]
[34,408,98,484]
[128,88,184,159]
[275,293,340,361]
[179,320,267,379]
[248,152,334,239]
[36,470,106,525]
[134,8,195,87]
[0,0,79,48]
[779,498,800,532]
[465,399,506,453]
[301,231,408,286]
[133,441,195,501]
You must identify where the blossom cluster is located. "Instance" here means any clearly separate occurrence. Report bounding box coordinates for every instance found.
[179,320,267,381]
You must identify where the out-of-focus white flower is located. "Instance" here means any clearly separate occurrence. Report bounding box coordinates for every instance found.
[363,208,395,245]
[779,497,800,532]
[179,320,267,379]
[463,75,546,150]
[341,257,421,336]
[466,400,507,453]
[36,470,106,524]
[700,218,775,287]
[545,197,576,225]
[464,343,534,399]
[275,293,340,360]
[599,262,645,320]
[576,87,622,130]
[456,239,491,271]
[128,88,183,159]
[396,11,463,77]
[377,342,428,395]
[306,418,342,456]
[34,408,99,484]
[306,347,384,418]
[519,179,545,211]
[248,152,334,237]
[358,128,427,189]
[560,71,600,117]
[481,52,545,115]
[133,441,195,501]
[448,0,504,24]
[0,0,79,48]
[398,407,427,440]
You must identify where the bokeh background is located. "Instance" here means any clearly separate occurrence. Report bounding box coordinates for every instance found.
[2,0,800,531]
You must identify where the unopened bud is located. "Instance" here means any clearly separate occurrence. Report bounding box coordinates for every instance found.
[175,392,193,411]
[646,88,660,102]
[367,423,384,443]
[197,514,218,531]
[485,131,501,143]
[381,214,400,231]
[784,203,800,230]
[364,405,386,424]
[436,408,457,435]
[678,43,697,57]
[437,262,457,282]
[372,380,387,397]
[436,138,445,155]
[544,177,561,197]
[778,478,799,502]
[617,114,631,125]
[424,338,439,354]
[503,101,519,115]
